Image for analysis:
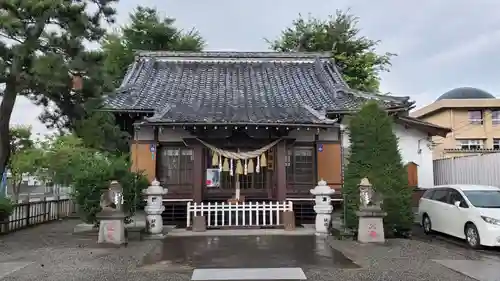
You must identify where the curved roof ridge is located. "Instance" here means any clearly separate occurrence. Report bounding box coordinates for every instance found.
[134,50,332,60]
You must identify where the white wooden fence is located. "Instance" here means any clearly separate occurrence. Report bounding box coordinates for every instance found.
[434,153,500,186]
[186,201,293,228]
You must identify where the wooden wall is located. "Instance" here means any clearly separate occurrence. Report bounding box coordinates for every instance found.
[406,162,419,187]
[130,142,156,183]
[316,142,342,189]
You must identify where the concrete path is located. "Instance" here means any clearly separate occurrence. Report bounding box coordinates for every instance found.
[434,259,500,281]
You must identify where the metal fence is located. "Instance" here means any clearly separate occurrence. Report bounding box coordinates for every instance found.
[434,153,500,186]
[0,196,76,234]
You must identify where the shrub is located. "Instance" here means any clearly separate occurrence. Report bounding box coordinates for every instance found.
[40,134,150,225]
[342,101,413,235]
[71,152,149,225]
[0,197,14,221]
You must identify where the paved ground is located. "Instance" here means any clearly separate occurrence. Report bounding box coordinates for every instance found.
[412,224,500,259]
[0,220,498,281]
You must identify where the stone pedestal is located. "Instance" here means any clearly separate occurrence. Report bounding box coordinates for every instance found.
[282,210,295,231]
[97,211,127,246]
[356,207,387,243]
[310,180,336,235]
[143,179,168,239]
[192,216,206,232]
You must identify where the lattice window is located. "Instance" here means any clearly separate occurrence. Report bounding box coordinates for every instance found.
[157,147,194,187]
[286,146,314,184]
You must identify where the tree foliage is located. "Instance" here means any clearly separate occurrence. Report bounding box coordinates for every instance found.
[103,6,205,87]
[38,134,148,224]
[8,126,40,201]
[342,101,413,235]
[268,10,394,93]
[0,0,117,177]
[9,125,34,155]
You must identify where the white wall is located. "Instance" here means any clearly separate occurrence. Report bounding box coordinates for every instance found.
[394,124,434,189]
[341,122,434,189]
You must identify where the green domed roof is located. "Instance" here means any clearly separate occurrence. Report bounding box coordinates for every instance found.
[437,87,495,101]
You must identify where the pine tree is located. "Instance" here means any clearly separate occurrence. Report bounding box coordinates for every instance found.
[0,0,117,177]
[342,101,413,234]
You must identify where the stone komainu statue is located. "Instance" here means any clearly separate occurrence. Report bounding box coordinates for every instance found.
[99,181,123,212]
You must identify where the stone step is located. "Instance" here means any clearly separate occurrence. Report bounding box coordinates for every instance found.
[191,268,307,281]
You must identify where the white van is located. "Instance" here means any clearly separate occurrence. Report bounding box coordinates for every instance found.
[418,185,500,248]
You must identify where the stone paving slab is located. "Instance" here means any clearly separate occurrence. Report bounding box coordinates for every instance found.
[191,268,307,281]
[434,259,500,281]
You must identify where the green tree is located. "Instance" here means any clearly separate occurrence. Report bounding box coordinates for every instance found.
[267,10,394,93]
[103,6,205,87]
[39,133,148,224]
[0,0,117,178]
[342,101,413,235]
[9,126,34,155]
[7,126,41,201]
[10,147,43,201]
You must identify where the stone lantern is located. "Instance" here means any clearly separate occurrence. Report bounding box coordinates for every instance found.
[310,179,335,235]
[143,179,168,238]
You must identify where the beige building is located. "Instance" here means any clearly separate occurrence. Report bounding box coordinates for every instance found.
[411,87,500,159]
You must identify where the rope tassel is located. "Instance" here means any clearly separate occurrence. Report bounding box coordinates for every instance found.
[236,160,243,175]
[219,154,223,172]
[247,159,254,174]
[211,151,219,166]
[256,156,260,173]
[260,153,267,167]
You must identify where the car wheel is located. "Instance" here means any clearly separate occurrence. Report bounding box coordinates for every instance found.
[422,214,432,234]
[465,223,481,249]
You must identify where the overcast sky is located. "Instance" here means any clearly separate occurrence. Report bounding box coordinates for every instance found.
[9,0,500,135]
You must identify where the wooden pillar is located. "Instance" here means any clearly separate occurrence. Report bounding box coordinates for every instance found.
[276,140,287,201]
[192,143,204,203]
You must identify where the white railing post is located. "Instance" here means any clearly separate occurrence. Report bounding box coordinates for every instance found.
[186,200,295,229]
[186,201,191,228]
[214,202,218,227]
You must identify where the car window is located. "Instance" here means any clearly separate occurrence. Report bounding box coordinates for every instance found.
[431,189,449,203]
[422,189,435,199]
[463,190,500,208]
[448,190,469,208]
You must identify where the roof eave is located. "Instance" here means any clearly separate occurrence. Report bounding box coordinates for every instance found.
[134,121,339,128]
[396,116,451,137]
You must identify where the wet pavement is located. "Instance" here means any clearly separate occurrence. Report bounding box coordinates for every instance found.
[142,235,360,270]
[411,225,500,259]
[0,220,495,280]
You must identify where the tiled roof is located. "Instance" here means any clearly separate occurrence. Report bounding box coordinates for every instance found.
[104,51,413,125]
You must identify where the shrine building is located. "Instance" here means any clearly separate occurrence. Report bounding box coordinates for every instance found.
[103,51,450,226]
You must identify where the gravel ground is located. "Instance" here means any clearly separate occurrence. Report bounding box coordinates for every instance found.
[0,220,494,281]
